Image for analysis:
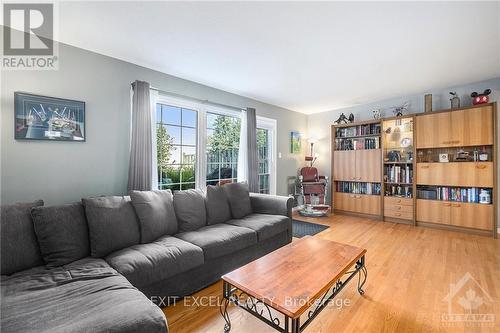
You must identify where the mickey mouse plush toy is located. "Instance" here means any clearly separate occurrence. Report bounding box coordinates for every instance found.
[471,89,491,105]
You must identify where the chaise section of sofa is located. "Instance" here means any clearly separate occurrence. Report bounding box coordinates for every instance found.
[1,258,167,333]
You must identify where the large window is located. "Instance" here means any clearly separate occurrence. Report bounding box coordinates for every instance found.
[155,97,276,194]
[206,112,240,186]
[156,103,197,190]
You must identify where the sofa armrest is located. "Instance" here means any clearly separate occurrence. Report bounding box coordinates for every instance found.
[249,193,293,219]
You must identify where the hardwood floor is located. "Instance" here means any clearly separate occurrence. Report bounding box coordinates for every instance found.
[163,213,500,333]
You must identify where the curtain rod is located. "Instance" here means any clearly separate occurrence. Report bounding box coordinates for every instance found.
[131,82,245,112]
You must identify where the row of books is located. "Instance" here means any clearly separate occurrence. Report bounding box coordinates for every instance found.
[385,184,413,198]
[384,165,413,184]
[417,186,491,203]
[335,124,381,138]
[335,137,380,150]
[336,182,381,195]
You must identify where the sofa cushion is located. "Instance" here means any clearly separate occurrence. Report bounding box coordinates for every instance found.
[82,196,140,258]
[31,202,90,268]
[0,257,167,333]
[205,185,231,225]
[175,223,257,260]
[173,189,206,231]
[223,182,252,218]
[225,213,289,241]
[130,190,178,243]
[106,235,204,287]
[1,200,44,275]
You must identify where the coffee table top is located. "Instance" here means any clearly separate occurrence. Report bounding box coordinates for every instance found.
[222,236,366,319]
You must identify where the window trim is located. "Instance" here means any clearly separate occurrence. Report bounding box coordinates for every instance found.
[257,116,277,195]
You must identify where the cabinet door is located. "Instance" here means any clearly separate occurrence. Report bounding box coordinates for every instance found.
[451,106,493,146]
[450,203,493,231]
[334,192,356,212]
[416,199,451,224]
[355,149,381,182]
[416,112,452,148]
[333,151,356,181]
[356,194,381,215]
[417,162,493,187]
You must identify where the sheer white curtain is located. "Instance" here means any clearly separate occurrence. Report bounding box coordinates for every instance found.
[237,109,248,183]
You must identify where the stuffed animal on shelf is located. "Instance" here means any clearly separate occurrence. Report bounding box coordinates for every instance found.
[372,109,381,119]
[391,101,409,117]
[348,113,354,122]
[449,92,460,109]
[471,89,491,105]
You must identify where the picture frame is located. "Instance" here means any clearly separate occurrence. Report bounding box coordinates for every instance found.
[14,92,86,141]
[290,131,301,154]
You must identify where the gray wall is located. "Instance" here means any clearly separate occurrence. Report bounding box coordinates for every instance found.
[1,42,308,205]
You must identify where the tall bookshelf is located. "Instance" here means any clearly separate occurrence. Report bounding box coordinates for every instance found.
[330,103,497,237]
[331,120,383,217]
[382,116,415,224]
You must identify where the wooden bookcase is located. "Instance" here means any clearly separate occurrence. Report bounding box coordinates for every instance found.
[330,102,497,237]
[331,120,383,218]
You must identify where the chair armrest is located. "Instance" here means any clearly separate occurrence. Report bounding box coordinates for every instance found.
[249,193,293,219]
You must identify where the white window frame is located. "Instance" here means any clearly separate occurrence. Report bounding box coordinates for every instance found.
[153,94,277,194]
[257,116,277,195]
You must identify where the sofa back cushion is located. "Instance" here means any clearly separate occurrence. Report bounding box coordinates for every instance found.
[1,200,44,275]
[173,189,206,232]
[31,202,90,268]
[223,182,252,219]
[82,196,140,257]
[130,190,178,243]
[205,185,231,225]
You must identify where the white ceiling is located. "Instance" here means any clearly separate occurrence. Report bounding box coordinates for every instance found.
[57,1,500,114]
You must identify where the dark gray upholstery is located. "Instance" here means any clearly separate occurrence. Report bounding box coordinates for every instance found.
[205,185,231,225]
[82,196,140,258]
[225,213,289,241]
[106,235,204,287]
[31,203,90,268]
[0,258,167,333]
[130,190,178,243]
[143,231,289,300]
[175,223,257,260]
[173,189,206,231]
[223,182,252,218]
[249,193,294,219]
[0,200,44,275]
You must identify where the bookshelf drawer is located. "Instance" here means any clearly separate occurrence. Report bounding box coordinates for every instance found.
[384,209,413,220]
[385,203,413,213]
[334,192,380,216]
[416,162,493,187]
[384,197,413,207]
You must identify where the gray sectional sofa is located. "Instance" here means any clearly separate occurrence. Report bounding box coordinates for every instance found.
[0,183,293,333]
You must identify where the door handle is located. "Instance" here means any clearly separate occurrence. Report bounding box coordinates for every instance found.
[420,165,430,169]
[475,165,487,169]
[396,206,401,210]
[452,204,461,207]
[394,213,401,216]
[443,203,451,207]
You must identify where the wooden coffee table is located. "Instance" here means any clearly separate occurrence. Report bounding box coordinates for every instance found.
[220,236,367,333]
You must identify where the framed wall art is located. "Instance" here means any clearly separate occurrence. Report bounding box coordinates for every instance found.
[14,92,85,141]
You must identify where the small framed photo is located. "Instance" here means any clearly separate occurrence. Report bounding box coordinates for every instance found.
[439,153,449,163]
[15,92,85,141]
[290,131,301,154]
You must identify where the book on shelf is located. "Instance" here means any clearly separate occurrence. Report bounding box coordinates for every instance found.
[335,123,381,138]
[336,181,381,195]
[384,165,413,183]
[335,137,380,150]
[416,186,492,203]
